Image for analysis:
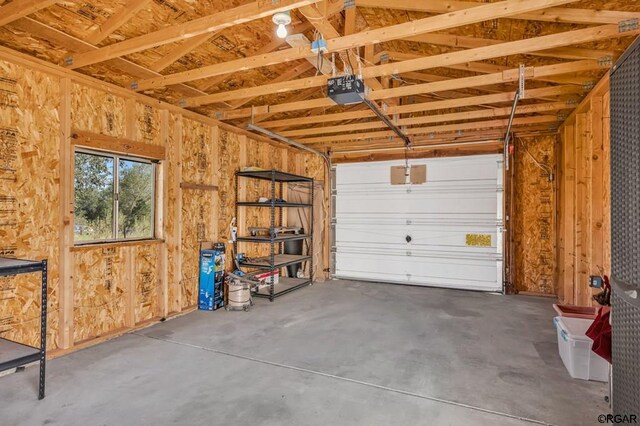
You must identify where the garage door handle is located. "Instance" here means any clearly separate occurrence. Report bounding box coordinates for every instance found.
[406,235,412,243]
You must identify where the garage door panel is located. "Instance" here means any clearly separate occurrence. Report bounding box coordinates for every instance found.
[337,223,498,254]
[336,251,501,291]
[336,157,501,185]
[334,155,503,292]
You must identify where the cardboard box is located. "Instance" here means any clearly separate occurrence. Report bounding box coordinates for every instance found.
[390,166,407,185]
[410,164,427,184]
[198,243,225,311]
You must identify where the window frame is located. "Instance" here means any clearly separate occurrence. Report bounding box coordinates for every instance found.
[74,148,157,246]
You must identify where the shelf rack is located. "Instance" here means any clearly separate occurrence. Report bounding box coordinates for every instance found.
[235,170,314,301]
[0,257,47,400]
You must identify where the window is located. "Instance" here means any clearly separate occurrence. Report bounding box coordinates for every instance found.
[74,150,155,243]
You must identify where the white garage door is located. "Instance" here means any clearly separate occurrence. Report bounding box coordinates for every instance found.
[334,154,503,292]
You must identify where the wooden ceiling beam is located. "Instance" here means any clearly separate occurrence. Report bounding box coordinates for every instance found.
[383,51,595,86]
[149,32,218,73]
[279,101,569,137]
[65,0,321,69]
[0,0,58,27]
[300,115,559,144]
[216,64,588,121]
[188,21,629,107]
[369,60,602,101]
[193,51,601,109]
[135,0,578,91]
[84,0,151,45]
[331,143,505,163]
[320,125,553,153]
[298,2,383,90]
[252,88,324,123]
[9,18,207,98]
[198,21,314,94]
[225,62,315,110]
[355,0,640,25]
[402,33,617,61]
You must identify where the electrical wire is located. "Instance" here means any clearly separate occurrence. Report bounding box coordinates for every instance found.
[516,137,554,179]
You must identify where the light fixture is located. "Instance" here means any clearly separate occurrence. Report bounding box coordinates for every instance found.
[272,10,291,39]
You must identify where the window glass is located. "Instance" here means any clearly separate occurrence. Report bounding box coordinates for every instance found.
[74,150,155,243]
[74,152,114,241]
[117,159,154,239]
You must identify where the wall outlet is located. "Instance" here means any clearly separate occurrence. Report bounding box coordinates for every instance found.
[589,275,603,288]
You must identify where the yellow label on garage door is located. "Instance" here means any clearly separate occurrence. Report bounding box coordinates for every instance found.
[466,234,492,247]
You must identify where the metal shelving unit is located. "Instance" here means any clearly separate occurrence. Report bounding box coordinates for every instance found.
[235,170,314,301]
[0,257,47,400]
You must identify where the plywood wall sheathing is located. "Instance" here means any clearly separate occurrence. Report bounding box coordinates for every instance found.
[73,247,127,343]
[513,135,557,295]
[0,45,331,354]
[0,59,60,350]
[71,83,126,137]
[165,112,181,314]
[217,129,240,257]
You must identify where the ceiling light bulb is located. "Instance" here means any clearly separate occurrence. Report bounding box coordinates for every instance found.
[276,23,287,39]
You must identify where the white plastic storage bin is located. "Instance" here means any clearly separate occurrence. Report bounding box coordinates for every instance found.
[553,316,609,382]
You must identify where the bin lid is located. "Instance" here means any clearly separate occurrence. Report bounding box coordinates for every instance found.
[554,316,595,341]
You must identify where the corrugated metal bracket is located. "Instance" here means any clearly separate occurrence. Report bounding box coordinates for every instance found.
[344,0,355,8]
[214,112,224,120]
[598,56,614,67]
[178,98,188,108]
[557,113,568,122]
[130,81,139,90]
[582,81,596,91]
[565,99,578,107]
[619,19,639,33]
[379,53,389,63]
[64,56,73,66]
[518,63,526,99]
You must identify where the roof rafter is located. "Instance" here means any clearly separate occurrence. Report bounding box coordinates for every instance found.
[279,101,569,137]
[355,0,640,25]
[84,0,151,45]
[186,18,625,107]
[65,0,322,69]
[300,115,559,144]
[216,59,595,121]
[258,85,582,129]
[401,33,618,61]
[0,0,58,28]
[135,0,578,91]
[381,51,594,86]
[8,17,207,98]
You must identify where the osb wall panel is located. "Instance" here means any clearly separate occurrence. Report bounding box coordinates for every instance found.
[0,51,329,354]
[134,244,160,323]
[513,135,557,295]
[71,83,126,137]
[179,118,215,308]
[0,59,60,350]
[73,247,127,343]
[165,113,181,313]
[135,102,162,146]
[558,78,610,306]
[217,129,240,258]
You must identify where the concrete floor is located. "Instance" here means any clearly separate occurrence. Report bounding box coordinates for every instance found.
[0,280,608,426]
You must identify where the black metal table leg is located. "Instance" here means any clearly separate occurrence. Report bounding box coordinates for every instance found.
[38,260,47,400]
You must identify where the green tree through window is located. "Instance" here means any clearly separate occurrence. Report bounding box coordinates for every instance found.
[74,150,155,243]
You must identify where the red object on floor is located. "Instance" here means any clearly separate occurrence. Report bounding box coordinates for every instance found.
[586,307,612,363]
[553,304,598,319]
